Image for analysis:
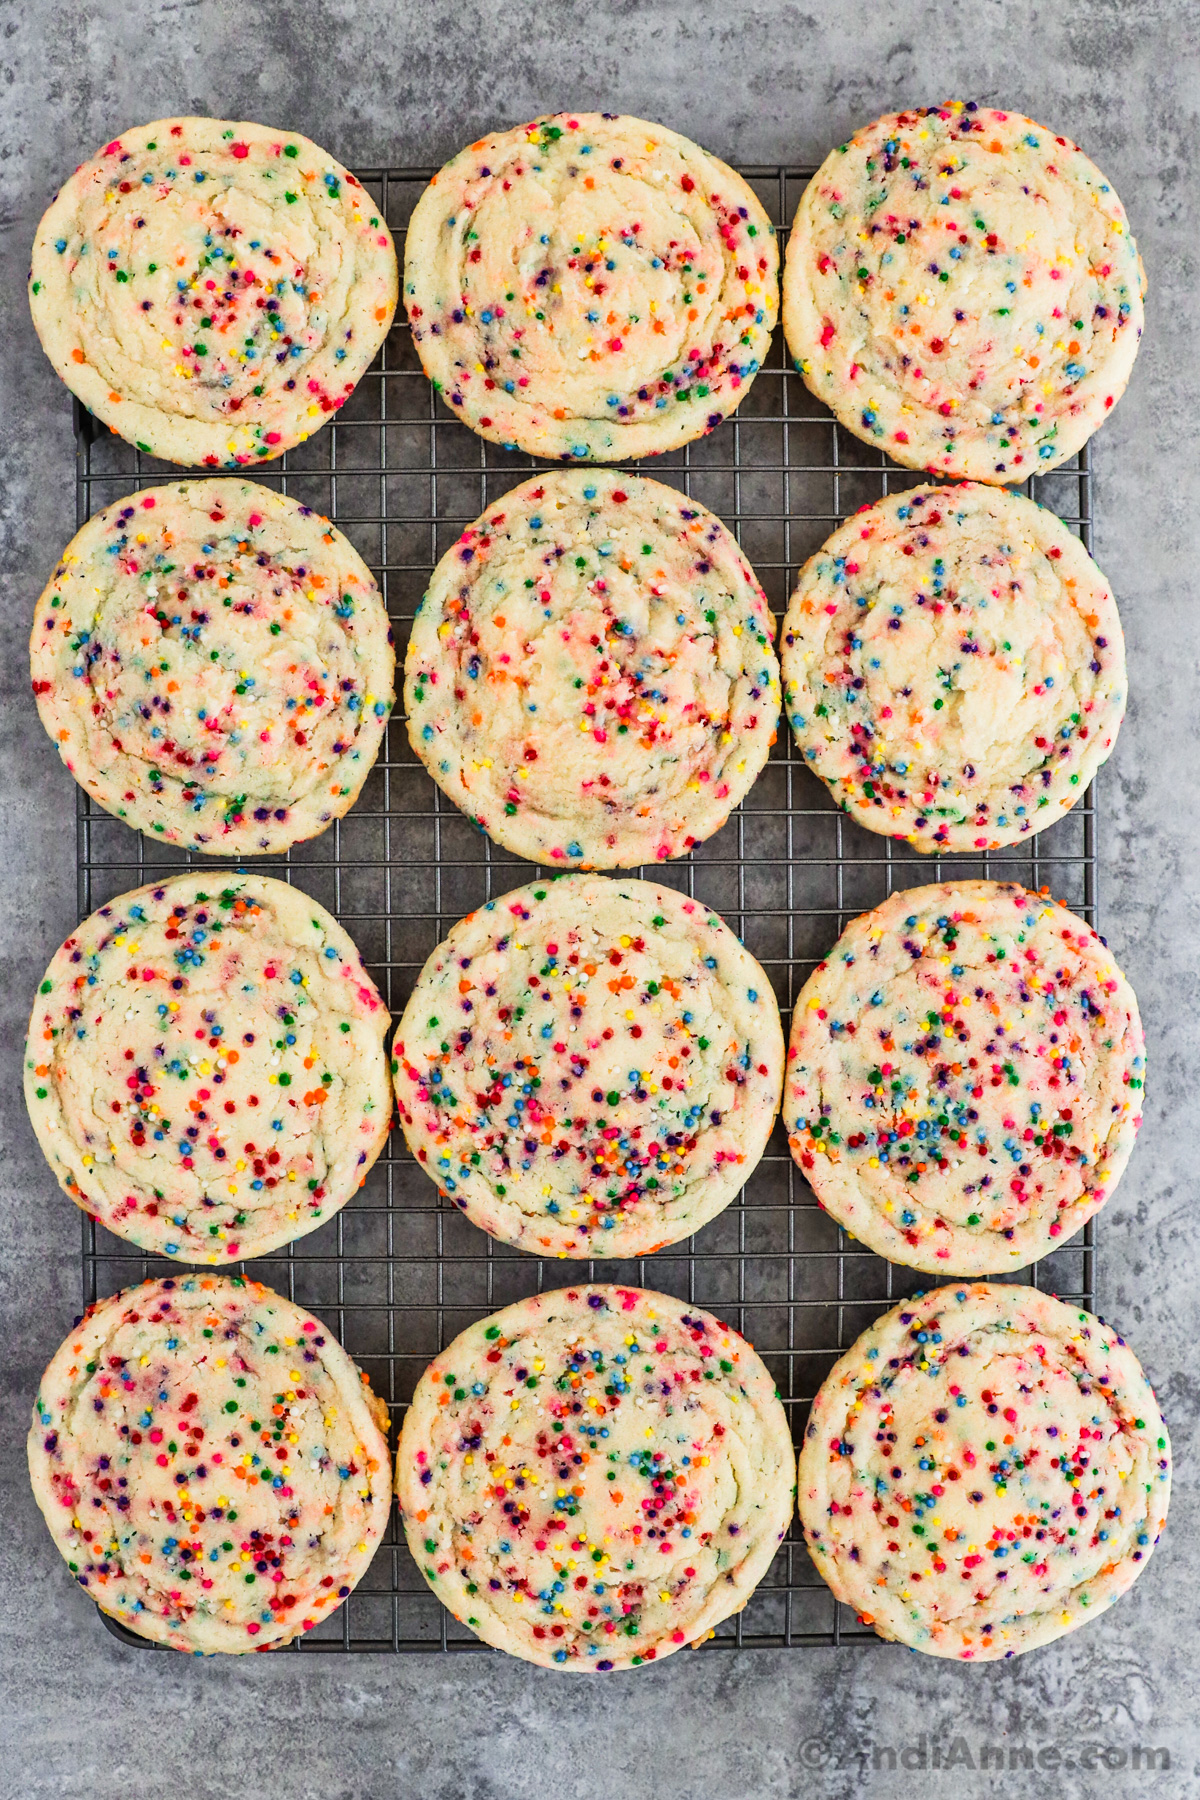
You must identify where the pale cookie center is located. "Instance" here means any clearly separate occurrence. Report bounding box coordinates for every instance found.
[61,968,329,1218]
[88,560,361,801]
[423,932,738,1222]
[822,956,1098,1228]
[447,1364,738,1642]
[66,1325,358,1625]
[462,176,722,407]
[824,566,1085,783]
[464,554,739,817]
[90,175,329,413]
[849,148,1098,428]
[854,1344,1136,1625]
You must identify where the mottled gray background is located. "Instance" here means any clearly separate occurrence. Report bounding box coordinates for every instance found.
[1,2,1198,1796]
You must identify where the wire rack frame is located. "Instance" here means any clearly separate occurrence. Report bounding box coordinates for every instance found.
[69,164,1098,1653]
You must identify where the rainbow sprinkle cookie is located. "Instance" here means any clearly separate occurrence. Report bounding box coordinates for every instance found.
[397,1284,795,1668]
[798,1283,1170,1659]
[405,470,780,867]
[404,113,777,460]
[31,481,394,855]
[393,875,784,1258]
[26,873,391,1262]
[783,104,1144,481]
[784,881,1143,1274]
[780,483,1125,851]
[30,117,397,467]
[28,1274,392,1653]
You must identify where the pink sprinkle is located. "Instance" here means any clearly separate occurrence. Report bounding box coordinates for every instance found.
[264,432,282,445]
[247,513,262,528]
[141,496,156,509]
[231,143,250,159]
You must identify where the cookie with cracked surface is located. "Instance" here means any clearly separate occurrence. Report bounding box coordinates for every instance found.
[393,874,784,1258]
[31,480,394,854]
[405,469,780,868]
[798,1282,1170,1659]
[397,1283,795,1667]
[782,103,1144,480]
[780,483,1124,850]
[26,872,391,1262]
[28,1273,391,1652]
[30,117,397,466]
[784,881,1143,1273]
[404,112,777,460]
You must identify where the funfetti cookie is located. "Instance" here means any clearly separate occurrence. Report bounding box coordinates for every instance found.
[26,872,392,1263]
[31,481,394,855]
[28,1274,392,1652]
[393,874,784,1258]
[780,483,1125,851]
[405,469,780,868]
[798,1283,1170,1659]
[397,1284,795,1668]
[30,117,397,466]
[783,103,1144,481]
[404,113,778,460]
[784,881,1144,1274]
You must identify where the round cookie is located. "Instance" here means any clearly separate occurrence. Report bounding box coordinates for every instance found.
[783,102,1144,481]
[405,469,780,867]
[397,1284,795,1668]
[26,872,392,1262]
[30,117,397,466]
[798,1282,1170,1659]
[780,483,1125,851]
[393,875,784,1258]
[28,1273,392,1653]
[31,480,394,856]
[784,881,1143,1274]
[404,112,778,460]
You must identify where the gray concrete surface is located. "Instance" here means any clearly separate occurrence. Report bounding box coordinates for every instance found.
[1,2,1198,1795]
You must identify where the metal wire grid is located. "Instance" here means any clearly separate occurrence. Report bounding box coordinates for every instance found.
[69,164,1098,1653]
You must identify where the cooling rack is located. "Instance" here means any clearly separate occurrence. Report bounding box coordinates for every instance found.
[72,165,1097,1652]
